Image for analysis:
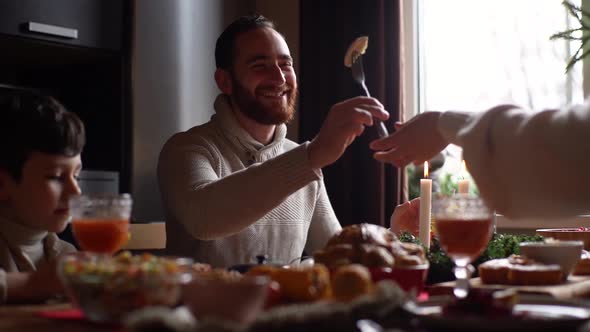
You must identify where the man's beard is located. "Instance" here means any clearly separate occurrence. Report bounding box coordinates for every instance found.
[232,80,298,125]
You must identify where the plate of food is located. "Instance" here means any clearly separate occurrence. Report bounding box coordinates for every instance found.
[405,290,590,331]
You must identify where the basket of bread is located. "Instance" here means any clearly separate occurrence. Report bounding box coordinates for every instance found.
[181,223,428,325]
[244,223,428,306]
[313,223,429,294]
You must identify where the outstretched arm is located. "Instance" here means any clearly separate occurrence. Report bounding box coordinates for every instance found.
[371,102,590,219]
[159,96,388,241]
[390,198,420,236]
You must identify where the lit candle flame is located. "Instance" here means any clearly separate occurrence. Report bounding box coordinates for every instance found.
[424,161,429,178]
[461,160,467,174]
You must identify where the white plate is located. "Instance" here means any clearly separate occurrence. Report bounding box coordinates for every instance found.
[405,294,590,331]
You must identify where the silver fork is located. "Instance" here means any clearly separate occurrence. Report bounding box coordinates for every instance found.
[350,50,389,138]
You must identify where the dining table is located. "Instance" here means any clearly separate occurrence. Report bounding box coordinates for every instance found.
[427,275,590,299]
[6,279,590,332]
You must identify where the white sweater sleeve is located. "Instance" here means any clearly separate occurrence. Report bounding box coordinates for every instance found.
[438,102,590,219]
[304,179,342,254]
[158,142,322,240]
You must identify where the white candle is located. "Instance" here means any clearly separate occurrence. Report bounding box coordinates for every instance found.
[457,160,470,194]
[419,161,432,250]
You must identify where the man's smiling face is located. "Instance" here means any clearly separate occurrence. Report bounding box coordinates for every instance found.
[228,27,298,125]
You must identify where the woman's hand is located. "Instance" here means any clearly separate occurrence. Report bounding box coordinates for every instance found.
[390,198,420,236]
[370,112,448,167]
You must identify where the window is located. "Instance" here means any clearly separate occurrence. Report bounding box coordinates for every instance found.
[403,0,589,227]
[421,0,583,113]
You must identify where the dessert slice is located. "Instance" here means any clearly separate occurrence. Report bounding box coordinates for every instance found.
[479,258,511,284]
[479,254,563,285]
[508,264,562,285]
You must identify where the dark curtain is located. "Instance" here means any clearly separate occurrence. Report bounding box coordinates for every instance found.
[299,0,403,227]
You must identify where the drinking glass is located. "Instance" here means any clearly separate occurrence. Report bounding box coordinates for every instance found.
[433,194,493,299]
[69,194,132,254]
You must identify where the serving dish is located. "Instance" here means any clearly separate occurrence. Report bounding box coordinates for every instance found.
[519,240,583,280]
[59,252,193,322]
[537,228,590,250]
[369,264,429,293]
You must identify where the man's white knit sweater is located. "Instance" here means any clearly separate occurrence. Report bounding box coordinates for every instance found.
[158,94,342,267]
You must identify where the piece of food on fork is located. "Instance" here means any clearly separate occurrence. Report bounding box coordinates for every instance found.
[343,36,389,138]
[344,36,369,68]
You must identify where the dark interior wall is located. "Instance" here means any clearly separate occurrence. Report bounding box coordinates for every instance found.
[255,1,300,142]
[223,0,256,25]
[299,1,367,227]
[0,0,131,193]
[131,0,298,221]
[299,0,402,227]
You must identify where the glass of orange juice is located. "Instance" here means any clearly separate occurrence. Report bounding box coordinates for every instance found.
[433,194,493,299]
[69,194,132,255]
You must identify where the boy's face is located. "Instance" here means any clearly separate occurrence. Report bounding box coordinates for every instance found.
[0,152,82,233]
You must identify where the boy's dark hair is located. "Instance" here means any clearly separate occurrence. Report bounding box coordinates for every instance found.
[215,14,276,69]
[0,88,85,181]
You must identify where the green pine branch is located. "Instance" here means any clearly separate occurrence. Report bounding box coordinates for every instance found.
[551,1,590,72]
[550,28,583,40]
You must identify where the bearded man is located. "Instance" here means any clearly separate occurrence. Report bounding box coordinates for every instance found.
[158,14,389,267]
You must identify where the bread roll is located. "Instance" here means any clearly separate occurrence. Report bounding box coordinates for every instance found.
[271,264,331,302]
[331,264,372,302]
[478,258,510,284]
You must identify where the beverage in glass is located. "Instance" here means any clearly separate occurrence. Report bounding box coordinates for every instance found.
[70,194,132,254]
[433,194,493,298]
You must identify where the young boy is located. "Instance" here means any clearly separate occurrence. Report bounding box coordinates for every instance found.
[0,87,85,303]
